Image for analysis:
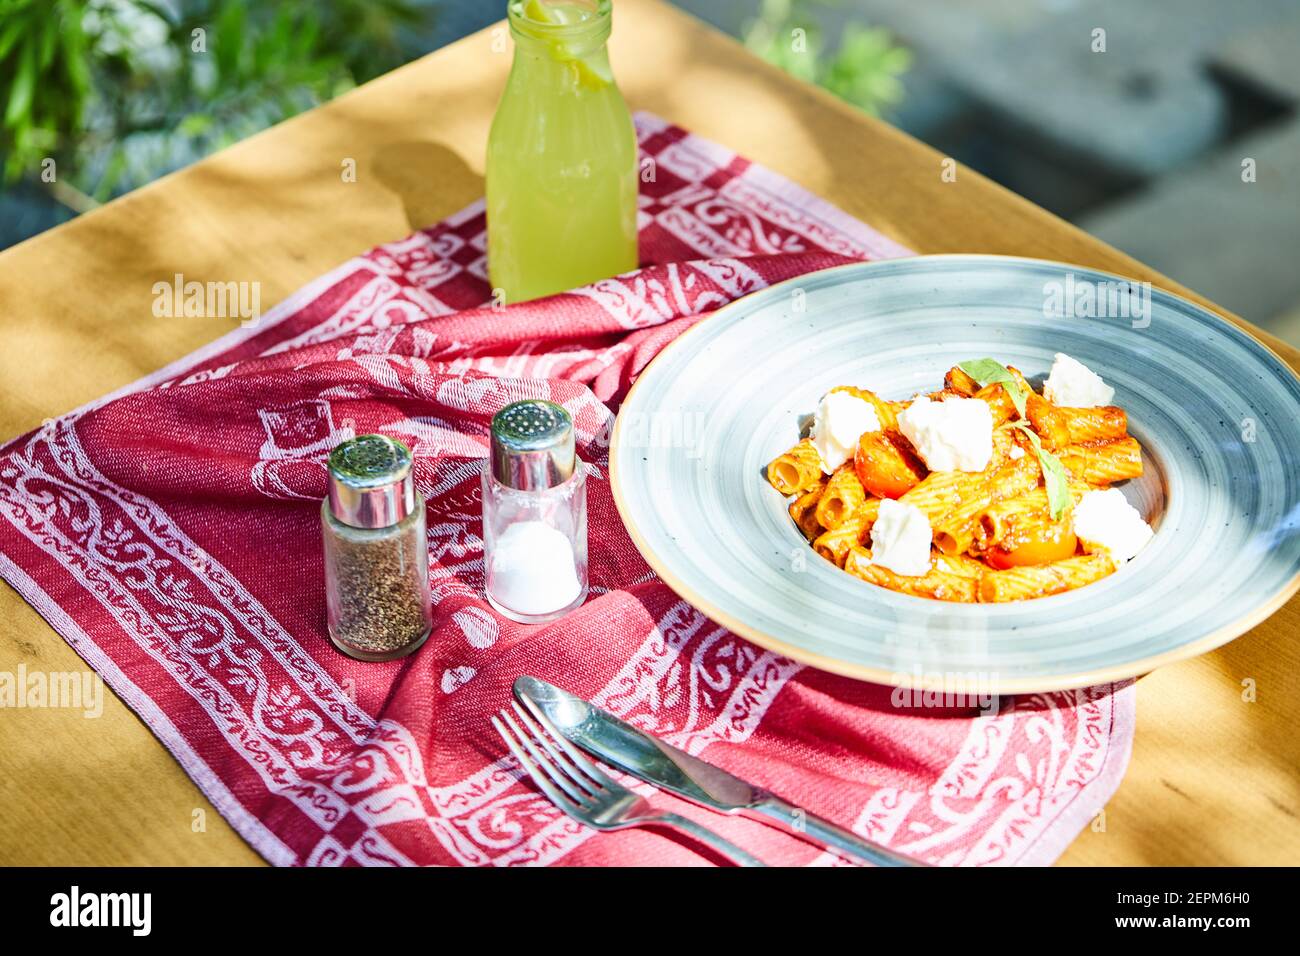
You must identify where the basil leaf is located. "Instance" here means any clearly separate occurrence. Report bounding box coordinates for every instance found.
[957,358,1028,418]
[1010,422,1071,520]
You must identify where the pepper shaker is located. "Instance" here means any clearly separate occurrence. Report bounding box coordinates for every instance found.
[482,400,588,624]
[322,435,432,661]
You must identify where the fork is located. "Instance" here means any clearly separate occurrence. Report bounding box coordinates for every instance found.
[492,699,767,867]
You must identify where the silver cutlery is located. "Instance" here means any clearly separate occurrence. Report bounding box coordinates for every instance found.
[513,676,927,867]
[491,699,767,867]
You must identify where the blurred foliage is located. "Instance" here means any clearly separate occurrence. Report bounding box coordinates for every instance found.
[742,0,910,115]
[0,0,433,202]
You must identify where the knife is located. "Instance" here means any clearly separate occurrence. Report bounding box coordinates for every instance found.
[513,675,926,867]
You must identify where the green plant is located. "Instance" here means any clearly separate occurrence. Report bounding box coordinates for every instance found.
[1,0,433,203]
[742,0,911,115]
[0,0,95,183]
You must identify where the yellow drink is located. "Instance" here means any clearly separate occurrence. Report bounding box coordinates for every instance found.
[486,0,639,303]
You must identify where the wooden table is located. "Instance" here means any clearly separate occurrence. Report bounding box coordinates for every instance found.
[1,0,1296,867]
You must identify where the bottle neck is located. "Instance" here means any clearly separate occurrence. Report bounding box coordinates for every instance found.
[508,0,612,59]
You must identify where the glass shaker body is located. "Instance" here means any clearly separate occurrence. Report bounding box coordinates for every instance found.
[323,499,432,661]
[481,467,588,624]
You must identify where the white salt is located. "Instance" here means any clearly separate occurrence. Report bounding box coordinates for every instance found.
[488,520,582,616]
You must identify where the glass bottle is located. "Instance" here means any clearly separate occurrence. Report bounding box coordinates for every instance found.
[322,435,432,661]
[482,400,589,624]
[486,0,639,304]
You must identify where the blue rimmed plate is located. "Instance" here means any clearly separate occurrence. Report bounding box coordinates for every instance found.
[609,255,1300,693]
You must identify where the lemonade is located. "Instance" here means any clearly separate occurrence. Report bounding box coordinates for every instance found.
[486,0,639,303]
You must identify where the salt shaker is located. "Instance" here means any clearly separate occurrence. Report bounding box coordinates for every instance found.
[322,435,432,661]
[482,400,588,624]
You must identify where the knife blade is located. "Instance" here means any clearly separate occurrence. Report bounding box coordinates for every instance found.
[513,675,925,866]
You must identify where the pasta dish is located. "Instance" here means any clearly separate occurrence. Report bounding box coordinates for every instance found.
[766,354,1155,602]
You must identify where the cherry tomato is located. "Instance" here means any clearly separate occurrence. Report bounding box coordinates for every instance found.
[986,524,1078,569]
[854,431,926,499]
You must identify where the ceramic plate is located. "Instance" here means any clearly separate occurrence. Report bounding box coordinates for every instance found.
[609,256,1300,692]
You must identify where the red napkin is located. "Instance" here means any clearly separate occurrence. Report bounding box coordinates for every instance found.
[0,114,1132,866]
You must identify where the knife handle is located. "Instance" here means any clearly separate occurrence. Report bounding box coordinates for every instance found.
[749,797,927,867]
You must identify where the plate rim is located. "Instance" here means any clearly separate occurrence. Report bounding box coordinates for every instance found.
[608,254,1300,693]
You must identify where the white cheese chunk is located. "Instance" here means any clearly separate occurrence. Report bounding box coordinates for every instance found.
[1073,489,1153,562]
[895,396,993,472]
[1043,353,1114,408]
[1008,445,1026,460]
[868,499,932,577]
[811,390,881,474]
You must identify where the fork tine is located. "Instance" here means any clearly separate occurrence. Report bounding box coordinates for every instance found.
[517,693,617,788]
[498,708,590,805]
[491,714,580,814]
[509,700,603,797]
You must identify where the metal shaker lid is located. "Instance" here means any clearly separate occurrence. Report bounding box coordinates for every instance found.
[490,400,575,490]
[327,435,416,528]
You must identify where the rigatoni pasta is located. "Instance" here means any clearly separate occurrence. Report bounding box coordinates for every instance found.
[815,465,868,530]
[814,500,881,566]
[767,439,824,496]
[978,553,1117,603]
[788,478,827,542]
[1057,437,1143,485]
[844,547,980,602]
[1027,394,1128,450]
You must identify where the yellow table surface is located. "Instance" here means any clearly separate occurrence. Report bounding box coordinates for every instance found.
[1,0,1296,866]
